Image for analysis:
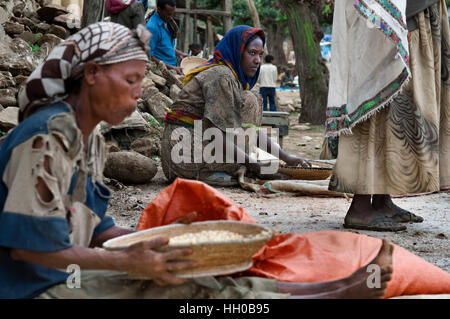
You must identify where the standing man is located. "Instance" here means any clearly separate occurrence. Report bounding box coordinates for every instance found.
[258,55,278,111]
[146,0,188,75]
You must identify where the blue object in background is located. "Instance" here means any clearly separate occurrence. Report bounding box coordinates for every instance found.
[320,34,332,62]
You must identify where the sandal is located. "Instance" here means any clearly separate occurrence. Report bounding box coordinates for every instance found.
[344,216,407,232]
[389,206,424,223]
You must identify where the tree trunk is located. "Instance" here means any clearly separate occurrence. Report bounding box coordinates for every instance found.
[279,0,328,125]
[265,22,287,66]
[81,0,104,28]
[245,0,261,28]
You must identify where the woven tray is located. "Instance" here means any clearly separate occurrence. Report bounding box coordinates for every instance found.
[103,220,273,279]
[278,160,334,180]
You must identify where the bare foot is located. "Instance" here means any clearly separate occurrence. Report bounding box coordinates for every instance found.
[280,239,394,299]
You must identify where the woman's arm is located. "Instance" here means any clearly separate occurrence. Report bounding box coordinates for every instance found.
[10,236,196,286]
[89,225,135,248]
[257,129,310,167]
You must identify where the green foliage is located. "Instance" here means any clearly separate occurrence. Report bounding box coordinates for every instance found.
[143,112,163,129]
[197,0,286,30]
[27,41,40,53]
[0,130,6,136]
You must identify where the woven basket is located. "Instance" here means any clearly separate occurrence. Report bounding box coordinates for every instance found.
[103,220,273,278]
[180,56,207,74]
[278,160,334,180]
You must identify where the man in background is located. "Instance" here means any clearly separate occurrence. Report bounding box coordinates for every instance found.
[188,43,203,57]
[258,55,278,112]
[146,0,188,75]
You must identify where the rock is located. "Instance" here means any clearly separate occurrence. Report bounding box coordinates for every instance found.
[14,74,28,86]
[103,151,157,184]
[159,85,170,97]
[148,71,166,87]
[53,13,81,30]
[35,41,53,60]
[0,7,9,25]
[11,16,36,29]
[130,136,161,157]
[158,61,183,88]
[0,88,17,106]
[0,71,15,89]
[105,140,121,153]
[36,33,62,49]
[3,21,24,35]
[34,22,51,33]
[48,24,69,39]
[0,59,35,77]
[0,106,19,130]
[277,98,293,107]
[142,85,159,101]
[293,98,302,109]
[9,37,32,55]
[144,92,172,122]
[36,4,68,23]
[16,30,38,44]
[302,136,313,142]
[291,124,311,131]
[169,84,181,100]
[12,2,25,17]
[141,77,155,89]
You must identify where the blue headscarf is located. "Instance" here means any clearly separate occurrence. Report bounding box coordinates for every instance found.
[184,25,265,90]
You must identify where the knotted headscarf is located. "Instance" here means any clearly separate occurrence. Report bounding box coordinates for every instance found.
[18,22,150,122]
[183,25,265,90]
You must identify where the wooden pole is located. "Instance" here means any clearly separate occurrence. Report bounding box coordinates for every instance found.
[183,0,191,53]
[81,0,104,28]
[193,13,198,43]
[207,16,214,58]
[193,0,198,43]
[222,0,232,33]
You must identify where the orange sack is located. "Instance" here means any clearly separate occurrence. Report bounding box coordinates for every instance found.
[137,178,450,298]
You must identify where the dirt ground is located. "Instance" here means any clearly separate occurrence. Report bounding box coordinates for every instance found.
[106,91,450,274]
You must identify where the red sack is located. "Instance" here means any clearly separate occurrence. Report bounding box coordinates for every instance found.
[137,178,450,298]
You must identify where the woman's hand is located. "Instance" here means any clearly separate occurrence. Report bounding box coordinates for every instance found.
[246,162,290,180]
[121,236,196,286]
[283,155,311,168]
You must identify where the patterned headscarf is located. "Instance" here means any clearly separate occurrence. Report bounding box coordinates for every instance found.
[183,25,265,90]
[18,22,150,122]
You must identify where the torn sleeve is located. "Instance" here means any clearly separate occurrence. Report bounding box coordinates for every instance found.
[0,133,75,252]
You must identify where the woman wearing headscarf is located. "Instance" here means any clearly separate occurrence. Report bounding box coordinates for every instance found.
[0,21,196,299]
[161,25,310,186]
[0,22,395,299]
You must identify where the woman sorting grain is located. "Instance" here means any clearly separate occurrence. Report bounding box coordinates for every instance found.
[161,25,310,186]
[0,22,395,299]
